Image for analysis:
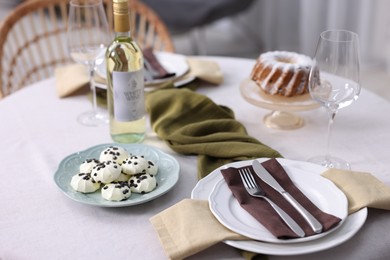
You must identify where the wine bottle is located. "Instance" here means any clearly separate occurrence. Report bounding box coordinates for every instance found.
[106,0,146,143]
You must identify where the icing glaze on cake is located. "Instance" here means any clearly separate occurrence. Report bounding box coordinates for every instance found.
[251,51,313,97]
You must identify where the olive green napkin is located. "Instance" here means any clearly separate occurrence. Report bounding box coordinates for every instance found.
[146,87,280,259]
[145,87,282,178]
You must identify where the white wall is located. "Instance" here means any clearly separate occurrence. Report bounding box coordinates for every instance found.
[175,0,390,71]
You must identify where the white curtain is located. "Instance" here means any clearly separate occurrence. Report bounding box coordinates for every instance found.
[248,0,390,70]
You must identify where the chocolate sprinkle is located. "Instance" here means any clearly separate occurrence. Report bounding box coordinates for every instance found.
[73,146,160,201]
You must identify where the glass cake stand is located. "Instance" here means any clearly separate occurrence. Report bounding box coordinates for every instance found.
[240,78,320,130]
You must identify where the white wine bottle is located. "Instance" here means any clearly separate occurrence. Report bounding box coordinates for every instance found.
[106,0,146,143]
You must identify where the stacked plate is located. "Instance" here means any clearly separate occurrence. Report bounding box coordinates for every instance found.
[191,158,367,255]
[95,52,191,87]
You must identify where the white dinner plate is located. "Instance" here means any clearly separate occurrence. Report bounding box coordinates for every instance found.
[209,166,347,243]
[54,143,180,207]
[95,51,189,86]
[191,158,367,255]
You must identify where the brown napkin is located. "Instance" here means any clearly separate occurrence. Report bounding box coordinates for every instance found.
[143,47,176,79]
[146,57,223,88]
[221,158,341,239]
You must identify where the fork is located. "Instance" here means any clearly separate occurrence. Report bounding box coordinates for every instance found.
[144,58,160,78]
[239,168,305,238]
[144,67,154,82]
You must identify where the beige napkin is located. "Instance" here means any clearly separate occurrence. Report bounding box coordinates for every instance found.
[150,199,246,260]
[184,57,223,85]
[322,169,390,214]
[55,63,90,97]
[55,57,223,98]
[150,169,390,260]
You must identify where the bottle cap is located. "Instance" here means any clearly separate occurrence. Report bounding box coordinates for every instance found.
[113,0,128,15]
[113,0,130,32]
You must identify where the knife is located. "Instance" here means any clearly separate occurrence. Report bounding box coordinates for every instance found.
[252,160,323,234]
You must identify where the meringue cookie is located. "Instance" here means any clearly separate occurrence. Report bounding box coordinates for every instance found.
[101,182,131,201]
[129,173,157,194]
[91,161,121,184]
[115,172,130,182]
[146,160,158,176]
[79,158,100,173]
[71,173,100,193]
[121,155,149,176]
[99,146,130,164]
[71,146,161,201]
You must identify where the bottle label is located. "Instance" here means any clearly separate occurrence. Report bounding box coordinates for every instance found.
[112,70,145,122]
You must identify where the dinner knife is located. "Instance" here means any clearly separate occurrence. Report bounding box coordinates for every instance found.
[252,160,323,234]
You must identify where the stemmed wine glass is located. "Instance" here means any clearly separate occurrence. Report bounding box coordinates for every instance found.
[67,0,110,126]
[308,30,361,170]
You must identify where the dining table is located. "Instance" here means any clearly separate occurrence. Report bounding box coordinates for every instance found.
[1,55,390,260]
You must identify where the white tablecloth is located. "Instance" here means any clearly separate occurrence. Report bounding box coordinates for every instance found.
[1,56,390,260]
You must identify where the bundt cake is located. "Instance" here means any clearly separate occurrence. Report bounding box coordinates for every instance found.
[250,51,313,97]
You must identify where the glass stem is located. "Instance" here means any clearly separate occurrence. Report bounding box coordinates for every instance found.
[88,62,97,116]
[325,109,337,162]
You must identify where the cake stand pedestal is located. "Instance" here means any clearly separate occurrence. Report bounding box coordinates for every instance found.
[263,110,304,129]
[240,78,320,130]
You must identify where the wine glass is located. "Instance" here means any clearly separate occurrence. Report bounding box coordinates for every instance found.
[308,30,361,170]
[67,0,110,126]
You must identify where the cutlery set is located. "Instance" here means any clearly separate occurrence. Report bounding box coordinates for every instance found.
[239,160,324,238]
[239,168,305,237]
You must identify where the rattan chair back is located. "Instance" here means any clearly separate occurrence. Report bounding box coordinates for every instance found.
[0,0,175,99]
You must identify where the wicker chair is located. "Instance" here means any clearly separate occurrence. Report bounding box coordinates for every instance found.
[0,0,175,99]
